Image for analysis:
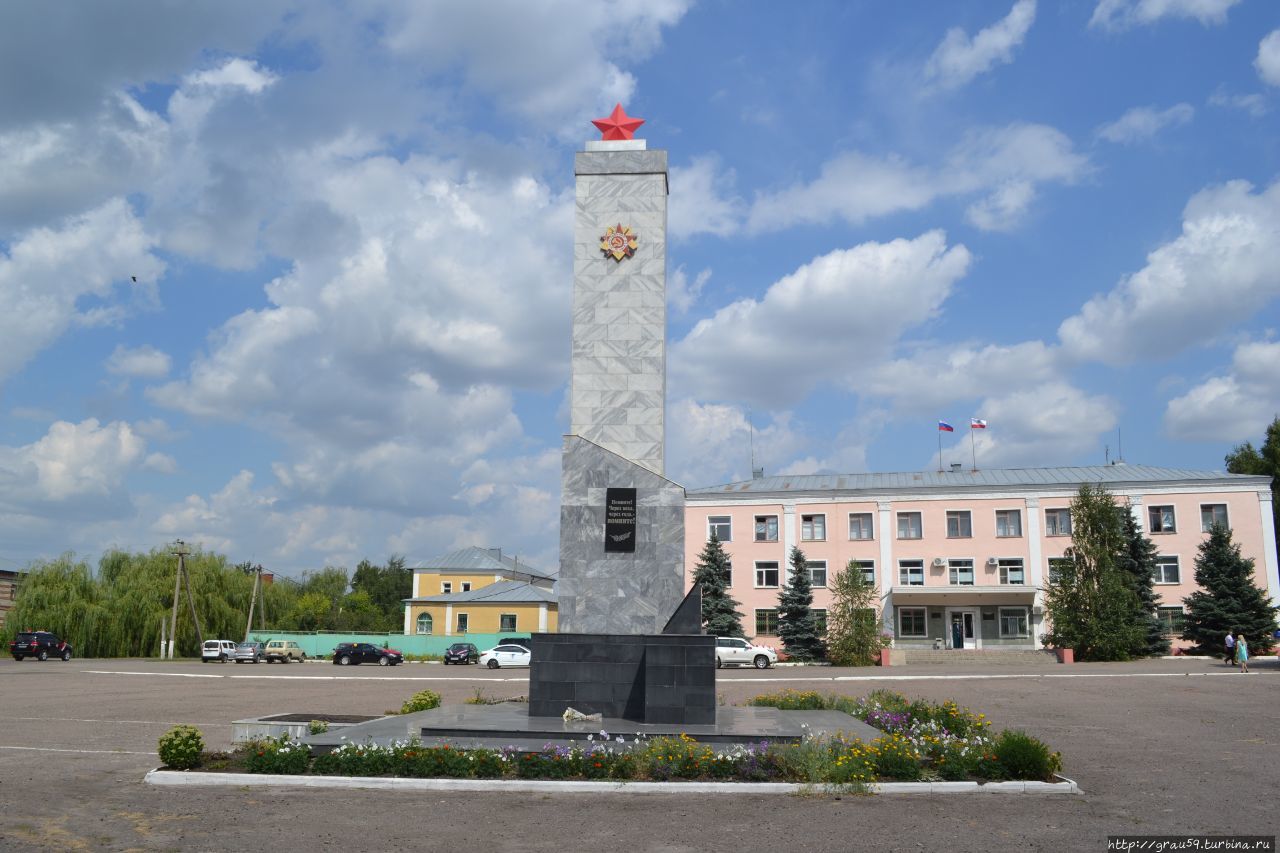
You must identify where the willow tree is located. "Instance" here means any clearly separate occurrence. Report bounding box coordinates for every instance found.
[3,554,108,654]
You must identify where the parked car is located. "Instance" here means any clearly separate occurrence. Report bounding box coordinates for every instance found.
[263,639,306,663]
[479,644,531,669]
[443,642,480,665]
[202,639,237,663]
[233,641,266,664]
[10,631,73,662]
[715,637,777,669]
[331,642,403,666]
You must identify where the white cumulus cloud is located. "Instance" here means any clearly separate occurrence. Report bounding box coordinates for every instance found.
[106,344,172,378]
[0,419,146,516]
[1256,30,1280,87]
[1089,0,1241,31]
[1096,103,1194,144]
[1164,340,1280,441]
[924,0,1037,90]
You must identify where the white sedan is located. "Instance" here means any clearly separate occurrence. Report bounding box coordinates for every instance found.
[715,637,777,669]
[480,644,531,669]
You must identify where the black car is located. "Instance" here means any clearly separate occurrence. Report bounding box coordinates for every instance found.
[10,631,73,662]
[442,642,480,665]
[332,642,403,666]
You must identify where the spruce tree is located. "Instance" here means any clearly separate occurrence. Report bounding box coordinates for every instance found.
[1182,524,1278,656]
[1116,508,1170,657]
[690,534,745,638]
[778,546,824,661]
[825,559,883,666]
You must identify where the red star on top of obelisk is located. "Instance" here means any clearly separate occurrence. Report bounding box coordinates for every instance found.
[591,103,645,140]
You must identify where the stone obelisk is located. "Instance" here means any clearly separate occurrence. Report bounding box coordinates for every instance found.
[555,105,686,635]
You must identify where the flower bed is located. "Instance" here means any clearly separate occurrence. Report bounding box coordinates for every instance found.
[158,690,1062,786]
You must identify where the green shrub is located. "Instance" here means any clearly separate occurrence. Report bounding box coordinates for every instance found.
[468,749,507,778]
[825,737,875,786]
[399,689,442,714]
[992,729,1059,781]
[244,734,310,775]
[748,688,827,710]
[308,719,329,735]
[157,725,205,770]
[932,738,980,781]
[869,735,922,781]
[639,736,720,780]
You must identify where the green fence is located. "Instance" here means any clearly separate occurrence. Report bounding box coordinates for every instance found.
[243,631,523,658]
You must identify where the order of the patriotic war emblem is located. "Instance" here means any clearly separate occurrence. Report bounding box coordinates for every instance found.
[600,223,638,262]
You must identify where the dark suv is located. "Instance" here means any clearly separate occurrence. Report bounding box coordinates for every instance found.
[443,642,480,665]
[332,642,403,666]
[10,631,73,662]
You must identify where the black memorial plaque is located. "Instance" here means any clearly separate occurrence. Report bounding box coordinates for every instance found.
[604,487,637,553]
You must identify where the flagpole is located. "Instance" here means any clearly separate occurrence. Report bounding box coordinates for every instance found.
[969,423,977,472]
[938,429,943,473]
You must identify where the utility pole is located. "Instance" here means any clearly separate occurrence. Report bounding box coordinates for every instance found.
[168,540,186,659]
[179,546,203,651]
[245,568,260,642]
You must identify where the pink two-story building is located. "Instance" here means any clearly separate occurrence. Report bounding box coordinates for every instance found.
[684,465,1278,652]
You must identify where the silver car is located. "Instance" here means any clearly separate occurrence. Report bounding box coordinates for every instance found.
[233,641,266,663]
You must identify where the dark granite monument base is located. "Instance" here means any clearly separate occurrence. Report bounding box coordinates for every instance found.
[527,631,715,725]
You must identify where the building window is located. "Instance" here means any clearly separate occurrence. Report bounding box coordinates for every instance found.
[755,561,780,588]
[441,582,453,594]
[500,614,517,633]
[708,516,732,542]
[848,513,874,540]
[755,609,779,636]
[1045,508,1072,536]
[456,613,469,633]
[461,582,472,592]
[898,560,924,586]
[996,509,1022,538]
[1148,505,1176,534]
[946,511,972,538]
[1154,555,1180,585]
[415,613,433,635]
[1047,557,1071,584]
[1200,504,1228,532]
[754,515,779,542]
[723,561,733,588]
[801,514,826,541]
[1157,606,1185,637]
[999,608,1029,638]
[948,559,975,586]
[807,560,827,588]
[812,609,828,634]
[897,512,922,539]
[899,607,927,637]
[850,559,875,586]
[998,558,1025,585]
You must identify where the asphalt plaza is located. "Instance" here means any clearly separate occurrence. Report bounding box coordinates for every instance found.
[1,656,1276,852]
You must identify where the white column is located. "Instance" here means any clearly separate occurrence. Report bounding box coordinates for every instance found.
[1260,492,1280,608]
[878,500,894,637]
[538,604,549,632]
[445,604,453,637]
[1025,497,1043,649]
[782,501,797,581]
[403,605,411,636]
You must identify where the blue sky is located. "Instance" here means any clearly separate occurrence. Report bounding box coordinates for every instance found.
[1,0,1278,577]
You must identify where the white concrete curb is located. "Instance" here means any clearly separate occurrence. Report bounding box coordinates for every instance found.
[144,769,1080,795]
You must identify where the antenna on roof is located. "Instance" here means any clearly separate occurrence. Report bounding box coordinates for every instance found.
[748,407,755,480]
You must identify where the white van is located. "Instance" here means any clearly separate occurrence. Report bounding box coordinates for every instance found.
[202,639,237,663]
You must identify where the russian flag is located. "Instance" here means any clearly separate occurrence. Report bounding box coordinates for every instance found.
[938,421,954,432]
[971,418,987,429]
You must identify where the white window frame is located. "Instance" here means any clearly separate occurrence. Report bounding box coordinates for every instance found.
[754,561,780,588]
[897,512,922,540]
[806,560,828,588]
[998,558,1025,586]
[948,559,975,586]
[850,559,875,586]
[1154,555,1180,585]
[415,613,433,635]
[946,510,973,539]
[998,607,1029,638]
[848,512,874,540]
[898,607,928,638]
[461,582,472,592]
[499,613,517,632]
[1148,505,1177,534]
[1200,504,1228,532]
[801,513,826,541]
[1045,508,1072,537]
[708,515,732,542]
[441,582,453,594]
[898,560,924,586]
[754,515,779,542]
[995,509,1022,538]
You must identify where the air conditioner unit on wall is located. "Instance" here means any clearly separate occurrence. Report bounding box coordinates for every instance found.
[986,557,999,566]
[931,557,947,568]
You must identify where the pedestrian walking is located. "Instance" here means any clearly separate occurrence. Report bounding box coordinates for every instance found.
[1235,633,1249,673]
[1224,631,1236,666]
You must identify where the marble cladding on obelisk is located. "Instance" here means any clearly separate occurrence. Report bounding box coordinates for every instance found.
[570,147,668,477]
